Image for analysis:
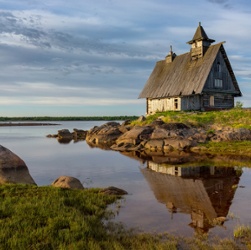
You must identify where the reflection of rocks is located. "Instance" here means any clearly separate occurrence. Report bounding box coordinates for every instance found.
[142,164,241,234]
[47,129,87,143]
[100,186,128,195]
[0,145,36,185]
[117,149,251,168]
[51,176,84,189]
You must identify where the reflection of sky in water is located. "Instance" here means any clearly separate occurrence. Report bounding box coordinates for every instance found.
[0,121,250,238]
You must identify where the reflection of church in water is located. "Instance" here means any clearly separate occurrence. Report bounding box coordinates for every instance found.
[141,162,242,234]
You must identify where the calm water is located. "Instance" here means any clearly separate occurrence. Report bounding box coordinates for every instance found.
[0,121,251,238]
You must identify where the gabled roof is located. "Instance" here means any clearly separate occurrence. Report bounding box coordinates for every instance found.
[139,42,241,99]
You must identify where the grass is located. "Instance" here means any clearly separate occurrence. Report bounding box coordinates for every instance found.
[131,109,251,157]
[0,184,118,249]
[0,184,251,249]
[234,225,251,239]
[133,108,251,129]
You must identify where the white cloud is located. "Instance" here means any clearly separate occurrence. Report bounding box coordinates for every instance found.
[0,0,251,116]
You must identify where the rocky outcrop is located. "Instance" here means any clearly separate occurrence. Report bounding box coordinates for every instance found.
[58,129,74,140]
[51,176,84,189]
[0,145,36,185]
[47,129,88,143]
[210,127,251,142]
[84,120,251,157]
[86,122,123,147]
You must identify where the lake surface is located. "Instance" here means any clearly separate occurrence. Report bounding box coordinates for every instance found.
[0,121,251,238]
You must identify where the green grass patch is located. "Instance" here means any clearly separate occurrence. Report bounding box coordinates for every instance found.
[132,109,251,129]
[234,225,251,240]
[0,184,118,249]
[0,184,250,249]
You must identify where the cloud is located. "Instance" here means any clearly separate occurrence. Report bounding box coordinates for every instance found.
[207,0,229,3]
[207,0,231,9]
[0,0,251,116]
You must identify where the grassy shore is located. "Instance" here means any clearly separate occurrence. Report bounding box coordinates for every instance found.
[132,108,251,157]
[0,184,250,249]
[133,108,251,129]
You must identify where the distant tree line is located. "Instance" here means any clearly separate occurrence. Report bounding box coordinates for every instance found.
[0,116,139,122]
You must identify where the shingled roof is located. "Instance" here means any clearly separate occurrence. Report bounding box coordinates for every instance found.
[139,42,241,99]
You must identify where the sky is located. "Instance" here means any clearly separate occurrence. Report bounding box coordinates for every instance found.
[0,0,251,117]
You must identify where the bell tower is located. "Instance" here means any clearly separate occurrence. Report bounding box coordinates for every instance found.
[187,22,215,60]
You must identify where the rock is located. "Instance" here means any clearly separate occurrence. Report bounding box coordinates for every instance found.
[121,120,131,126]
[149,119,165,127]
[144,140,164,151]
[73,129,87,140]
[213,216,227,225]
[86,122,122,147]
[160,123,189,130]
[212,128,251,142]
[51,176,84,189]
[58,129,73,140]
[137,115,146,122]
[151,128,173,139]
[0,145,36,185]
[46,134,58,138]
[100,186,128,195]
[116,126,153,145]
[163,138,193,151]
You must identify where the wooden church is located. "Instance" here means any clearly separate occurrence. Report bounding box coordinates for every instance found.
[139,23,242,114]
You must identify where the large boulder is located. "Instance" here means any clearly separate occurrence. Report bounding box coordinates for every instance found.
[58,129,73,139]
[116,126,154,145]
[51,176,84,189]
[0,145,36,185]
[73,129,87,140]
[86,122,122,147]
[211,128,251,142]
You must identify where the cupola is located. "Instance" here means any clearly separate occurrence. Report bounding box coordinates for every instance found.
[187,22,215,60]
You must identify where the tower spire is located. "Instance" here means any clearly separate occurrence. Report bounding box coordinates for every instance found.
[187,23,215,60]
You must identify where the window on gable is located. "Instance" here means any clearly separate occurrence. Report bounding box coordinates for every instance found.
[217,62,221,72]
[214,79,223,88]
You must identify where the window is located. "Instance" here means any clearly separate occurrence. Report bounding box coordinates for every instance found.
[210,96,214,107]
[215,79,223,88]
[217,62,221,72]
[174,99,178,109]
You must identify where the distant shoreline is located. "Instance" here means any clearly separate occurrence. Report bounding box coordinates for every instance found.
[0,116,138,122]
[0,123,60,127]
